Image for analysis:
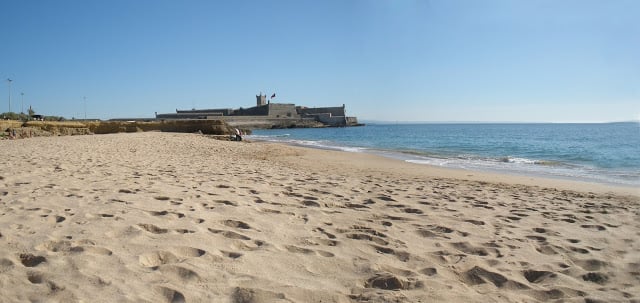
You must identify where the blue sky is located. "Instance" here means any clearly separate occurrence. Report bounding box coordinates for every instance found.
[1,0,638,122]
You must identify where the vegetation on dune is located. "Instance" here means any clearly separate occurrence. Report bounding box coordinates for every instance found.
[1,111,65,121]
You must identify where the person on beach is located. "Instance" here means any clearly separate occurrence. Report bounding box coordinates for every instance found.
[235,128,242,141]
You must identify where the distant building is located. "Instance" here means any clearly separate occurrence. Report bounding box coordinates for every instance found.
[155,93,360,128]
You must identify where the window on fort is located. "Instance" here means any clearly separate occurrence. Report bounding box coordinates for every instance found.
[287,113,292,117]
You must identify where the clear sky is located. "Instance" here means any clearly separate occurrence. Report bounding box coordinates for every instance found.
[1,0,638,122]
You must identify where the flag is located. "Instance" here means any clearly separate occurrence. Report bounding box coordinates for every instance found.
[271,93,276,99]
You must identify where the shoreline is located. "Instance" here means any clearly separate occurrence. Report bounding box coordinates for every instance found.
[248,123,640,189]
[251,139,639,197]
[1,132,638,302]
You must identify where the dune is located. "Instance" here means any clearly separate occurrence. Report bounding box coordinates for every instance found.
[0,132,637,302]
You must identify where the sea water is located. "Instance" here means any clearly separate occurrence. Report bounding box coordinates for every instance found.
[249,123,640,187]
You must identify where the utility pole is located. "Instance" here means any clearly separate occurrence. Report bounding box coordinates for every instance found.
[83,96,87,120]
[21,92,24,114]
[6,78,12,113]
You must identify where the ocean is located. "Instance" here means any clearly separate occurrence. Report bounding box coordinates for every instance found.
[248,123,640,187]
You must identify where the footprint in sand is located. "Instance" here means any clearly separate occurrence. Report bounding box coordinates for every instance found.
[580,224,606,231]
[231,287,286,303]
[285,245,315,255]
[137,223,168,234]
[415,225,455,239]
[172,247,206,258]
[222,220,251,230]
[346,233,389,246]
[19,253,46,267]
[523,270,557,283]
[81,246,113,255]
[232,240,268,252]
[449,242,491,257]
[26,271,45,284]
[316,250,334,257]
[37,239,112,255]
[283,245,334,258]
[159,265,201,282]
[175,229,195,234]
[147,210,185,219]
[139,251,179,268]
[364,272,423,290]
[462,266,528,289]
[221,250,243,259]
[215,200,238,206]
[420,267,438,276]
[49,215,66,223]
[403,208,424,214]
[156,286,186,303]
[313,227,337,239]
[582,272,609,284]
[464,219,485,226]
[208,228,251,240]
[370,245,411,262]
[574,259,609,271]
[0,259,14,273]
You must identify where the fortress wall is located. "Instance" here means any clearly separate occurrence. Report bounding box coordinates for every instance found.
[220,116,323,129]
[153,101,361,128]
[176,108,233,115]
[314,113,346,126]
[298,106,345,117]
[346,117,359,125]
[236,105,269,116]
[267,104,299,118]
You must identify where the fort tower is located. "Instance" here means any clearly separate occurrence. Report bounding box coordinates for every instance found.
[256,93,267,107]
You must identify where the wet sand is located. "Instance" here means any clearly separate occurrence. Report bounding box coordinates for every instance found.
[0,132,638,302]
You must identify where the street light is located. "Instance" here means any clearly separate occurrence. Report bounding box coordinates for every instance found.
[6,78,12,113]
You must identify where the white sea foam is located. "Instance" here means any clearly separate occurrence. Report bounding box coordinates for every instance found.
[406,155,639,186]
[249,135,366,153]
[248,124,640,187]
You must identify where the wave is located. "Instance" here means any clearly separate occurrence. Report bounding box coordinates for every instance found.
[247,132,640,186]
[248,135,367,153]
[498,157,564,166]
[249,134,290,139]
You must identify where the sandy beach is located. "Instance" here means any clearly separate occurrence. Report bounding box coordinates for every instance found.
[0,132,638,303]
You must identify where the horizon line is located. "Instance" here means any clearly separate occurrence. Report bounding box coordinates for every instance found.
[360,120,640,124]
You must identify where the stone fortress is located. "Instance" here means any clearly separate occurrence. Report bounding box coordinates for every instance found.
[155,93,361,129]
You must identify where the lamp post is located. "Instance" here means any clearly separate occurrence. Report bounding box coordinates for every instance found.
[6,78,12,113]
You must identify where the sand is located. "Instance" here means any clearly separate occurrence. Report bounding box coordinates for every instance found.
[0,132,638,303]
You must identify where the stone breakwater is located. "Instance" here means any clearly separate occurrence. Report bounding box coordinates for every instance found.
[1,119,235,139]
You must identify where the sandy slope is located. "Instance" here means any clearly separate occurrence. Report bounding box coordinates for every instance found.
[0,132,638,303]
